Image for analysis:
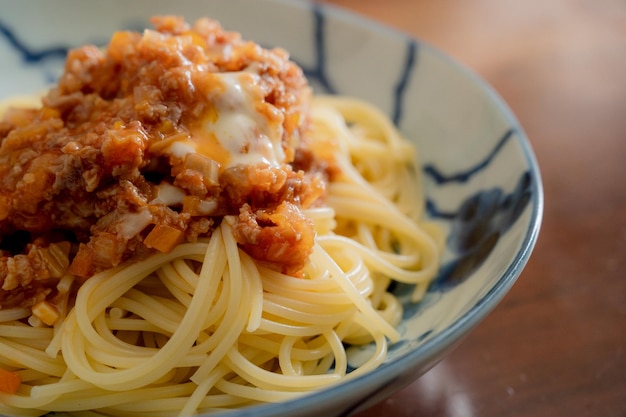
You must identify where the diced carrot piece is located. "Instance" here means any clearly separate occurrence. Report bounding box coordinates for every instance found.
[0,368,21,394]
[107,32,137,60]
[41,106,60,120]
[143,224,184,253]
[68,243,95,278]
[91,232,124,267]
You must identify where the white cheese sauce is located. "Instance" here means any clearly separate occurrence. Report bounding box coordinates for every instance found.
[166,71,285,170]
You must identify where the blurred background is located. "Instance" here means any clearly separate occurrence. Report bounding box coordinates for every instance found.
[321,1,626,416]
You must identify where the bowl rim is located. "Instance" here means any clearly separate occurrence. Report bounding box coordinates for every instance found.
[0,0,543,415]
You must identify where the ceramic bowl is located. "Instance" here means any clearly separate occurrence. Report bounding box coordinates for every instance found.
[0,1,543,416]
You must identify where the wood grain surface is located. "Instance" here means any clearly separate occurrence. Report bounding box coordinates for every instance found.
[320,1,626,416]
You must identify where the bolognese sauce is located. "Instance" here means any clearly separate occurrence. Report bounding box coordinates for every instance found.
[0,16,331,313]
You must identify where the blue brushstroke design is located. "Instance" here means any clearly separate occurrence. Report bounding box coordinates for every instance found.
[299,4,417,124]
[300,4,337,95]
[424,128,515,184]
[425,199,456,220]
[0,19,69,63]
[0,18,135,87]
[406,127,531,300]
[430,171,532,291]
[392,40,417,126]
[399,170,532,322]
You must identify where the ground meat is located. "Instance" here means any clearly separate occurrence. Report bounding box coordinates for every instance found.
[220,163,326,211]
[0,16,325,311]
[232,202,316,276]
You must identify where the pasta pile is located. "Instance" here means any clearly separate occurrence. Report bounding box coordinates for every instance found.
[0,97,441,416]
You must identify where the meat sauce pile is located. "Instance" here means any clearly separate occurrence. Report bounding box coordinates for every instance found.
[0,17,333,315]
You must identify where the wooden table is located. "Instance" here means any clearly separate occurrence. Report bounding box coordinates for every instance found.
[321,1,626,416]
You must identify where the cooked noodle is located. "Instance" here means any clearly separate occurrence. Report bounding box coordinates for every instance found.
[0,95,441,416]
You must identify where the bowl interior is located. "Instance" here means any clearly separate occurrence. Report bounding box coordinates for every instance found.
[0,1,542,416]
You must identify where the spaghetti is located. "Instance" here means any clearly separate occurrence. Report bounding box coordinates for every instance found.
[0,16,441,417]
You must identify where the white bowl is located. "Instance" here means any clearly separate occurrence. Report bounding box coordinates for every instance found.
[0,1,543,416]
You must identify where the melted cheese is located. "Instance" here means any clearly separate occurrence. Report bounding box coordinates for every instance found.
[167,71,285,170]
